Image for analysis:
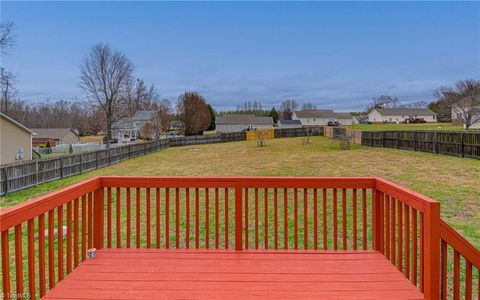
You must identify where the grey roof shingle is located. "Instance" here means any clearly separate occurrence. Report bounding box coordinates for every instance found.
[294,110,336,119]
[31,128,78,139]
[374,108,437,116]
[133,110,157,120]
[216,114,273,125]
[279,119,302,125]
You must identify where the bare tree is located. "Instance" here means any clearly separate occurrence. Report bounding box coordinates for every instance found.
[254,129,271,147]
[280,99,298,120]
[0,22,15,53]
[439,79,480,129]
[151,100,172,138]
[176,92,210,136]
[365,95,400,112]
[80,43,134,148]
[302,102,316,110]
[0,68,16,112]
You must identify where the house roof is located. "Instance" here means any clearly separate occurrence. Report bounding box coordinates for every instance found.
[216,114,273,125]
[335,112,353,119]
[31,128,78,140]
[0,112,36,135]
[133,110,157,120]
[279,119,302,125]
[294,110,336,119]
[372,108,437,116]
[113,118,134,129]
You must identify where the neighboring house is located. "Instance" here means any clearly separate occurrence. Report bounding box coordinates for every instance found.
[215,114,274,133]
[31,128,80,147]
[278,119,302,129]
[353,114,369,124]
[367,108,437,123]
[168,120,184,132]
[0,112,36,164]
[292,110,353,126]
[451,97,480,129]
[112,110,158,141]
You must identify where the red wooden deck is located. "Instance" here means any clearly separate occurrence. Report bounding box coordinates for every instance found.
[43,249,423,300]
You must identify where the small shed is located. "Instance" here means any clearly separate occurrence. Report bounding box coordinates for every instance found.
[278,119,303,129]
[31,128,80,146]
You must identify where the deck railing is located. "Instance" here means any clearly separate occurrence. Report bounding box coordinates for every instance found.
[1,176,479,300]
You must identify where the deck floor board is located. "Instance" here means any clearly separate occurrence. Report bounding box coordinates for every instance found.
[44,249,423,300]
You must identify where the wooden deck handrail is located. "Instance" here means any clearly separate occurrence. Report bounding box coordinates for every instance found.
[1,176,479,300]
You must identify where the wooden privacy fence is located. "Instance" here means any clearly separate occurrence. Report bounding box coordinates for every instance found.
[1,176,479,299]
[362,130,480,159]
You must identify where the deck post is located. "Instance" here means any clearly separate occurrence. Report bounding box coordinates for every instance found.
[235,185,243,251]
[423,201,440,299]
[93,187,105,249]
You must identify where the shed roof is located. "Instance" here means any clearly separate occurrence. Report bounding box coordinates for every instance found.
[0,112,36,135]
[216,114,273,125]
[294,110,336,119]
[373,108,437,116]
[31,128,78,140]
[279,119,302,125]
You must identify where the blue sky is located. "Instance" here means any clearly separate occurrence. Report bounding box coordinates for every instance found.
[1,1,479,111]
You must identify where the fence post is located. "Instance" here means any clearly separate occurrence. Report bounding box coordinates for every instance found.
[461,132,465,158]
[235,184,243,251]
[79,154,83,174]
[396,131,399,149]
[3,167,7,195]
[423,201,440,300]
[34,161,39,186]
[95,151,99,169]
[434,131,438,154]
[93,187,104,249]
[59,157,64,179]
[414,131,417,151]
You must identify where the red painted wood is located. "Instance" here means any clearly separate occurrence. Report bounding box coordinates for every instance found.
[440,240,447,300]
[342,188,347,250]
[465,261,472,300]
[294,188,298,250]
[126,188,131,248]
[397,201,403,272]
[107,187,112,248]
[313,188,318,250]
[57,205,64,281]
[166,188,170,249]
[362,189,367,250]
[391,197,396,266]
[385,194,390,259]
[352,189,357,250]
[420,212,424,292]
[412,208,418,286]
[38,214,46,297]
[244,188,249,250]
[255,188,259,249]
[195,188,199,249]
[224,188,229,249]
[136,188,140,248]
[88,192,93,249]
[453,250,460,300]
[175,187,180,248]
[116,188,121,248]
[146,188,151,248]
[156,188,160,248]
[284,188,288,250]
[323,189,327,250]
[274,188,279,249]
[15,224,23,296]
[265,188,269,249]
[185,188,190,249]
[48,209,55,288]
[66,201,72,274]
[81,195,86,260]
[304,188,308,250]
[27,219,36,300]
[235,186,242,251]
[333,189,338,250]
[404,205,410,279]
[1,231,10,300]
[205,188,210,249]
[43,249,424,300]
[73,199,79,266]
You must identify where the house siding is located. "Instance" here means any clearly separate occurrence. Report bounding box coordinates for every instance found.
[368,109,437,123]
[60,131,80,145]
[0,117,33,164]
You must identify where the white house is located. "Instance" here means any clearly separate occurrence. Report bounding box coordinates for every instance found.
[278,119,302,129]
[113,110,157,142]
[215,114,274,133]
[367,108,437,123]
[292,110,353,126]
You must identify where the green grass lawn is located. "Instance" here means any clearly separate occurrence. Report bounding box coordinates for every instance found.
[347,122,467,131]
[1,136,479,299]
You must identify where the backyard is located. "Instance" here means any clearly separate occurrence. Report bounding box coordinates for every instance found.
[1,136,479,249]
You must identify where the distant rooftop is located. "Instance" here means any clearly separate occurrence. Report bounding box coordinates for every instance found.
[31,128,78,139]
[294,110,352,119]
[133,110,157,120]
[278,119,302,125]
[216,114,273,125]
[373,108,437,116]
